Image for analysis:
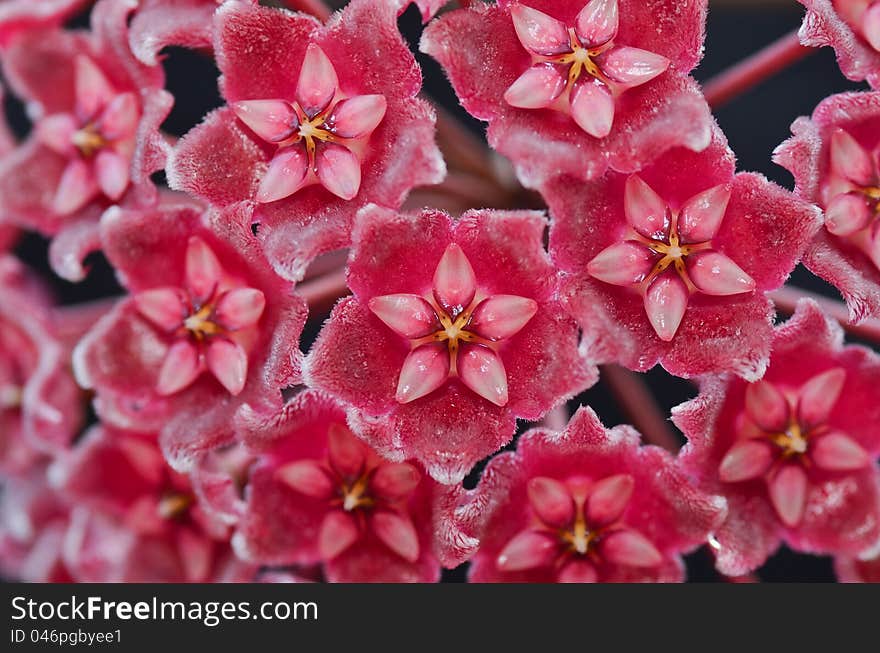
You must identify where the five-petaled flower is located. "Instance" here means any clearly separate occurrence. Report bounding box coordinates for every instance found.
[304,204,595,484]
[549,130,821,379]
[436,407,727,582]
[421,0,712,187]
[675,300,880,576]
[233,391,442,582]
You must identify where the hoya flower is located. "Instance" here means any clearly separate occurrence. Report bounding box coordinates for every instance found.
[437,407,726,582]
[0,0,89,48]
[304,205,595,484]
[0,0,172,280]
[798,0,880,87]
[421,0,712,188]
[548,131,822,379]
[233,391,441,583]
[129,0,234,66]
[774,91,880,321]
[167,0,444,281]
[0,255,84,469]
[49,426,256,582]
[72,202,307,470]
[675,300,880,576]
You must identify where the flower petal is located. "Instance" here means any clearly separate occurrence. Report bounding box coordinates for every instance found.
[156,340,202,396]
[231,99,298,143]
[586,241,655,286]
[185,236,223,302]
[575,0,618,48]
[866,3,880,51]
[275,460,335,499]
[624,175,669,240]
[768,464,808,528]
[369,294,441,339]
[295,43,338,118]
[503,64,567,109]
[98,92,140,141]
[432,243,476,316]
[557,559,599,583]
[796,367,846,429]
[644,274,688,342]
[215,288,266,330]
[527,476,574,528]
[596,46,669,87]
[600,529,663,567]
[327,423,365,479]
[677,184,731,243]
[509,4,570,56]
[687,251,756,296]
[570,77,615,139]
[316,143,362,201]
[36,114,77,155]
[825,192,873,236]
[370,511,420,563]
[718,440,774,483]
[586,473,634,527]
[468,294,538,341]
[458,343,509,407]
[829,129,874,186]
[496,530,557,572]
[74,55,114,121]
[395,343,450,404]
[133,288,186,331]
[318,510,359,560]
[370,463,421,501]
[94,149,130,201]
[327,95,387,139]
[53,159,98,215]
[206,339,248,395]
[257,146,309,203]
[745,380,789,432]
[811,432,870,471]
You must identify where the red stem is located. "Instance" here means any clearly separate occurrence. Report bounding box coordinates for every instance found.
[702,29,812,109]
[771,285,880,344]
[600,364,681,453]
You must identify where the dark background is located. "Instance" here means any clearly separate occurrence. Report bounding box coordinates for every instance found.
[4,0,868,582]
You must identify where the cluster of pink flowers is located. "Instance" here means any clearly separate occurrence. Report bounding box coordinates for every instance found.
[1,0,879,583]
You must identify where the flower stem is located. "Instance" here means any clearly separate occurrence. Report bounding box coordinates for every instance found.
[600,364,681,453]
[771,285,880,343]
[702,29,812,109]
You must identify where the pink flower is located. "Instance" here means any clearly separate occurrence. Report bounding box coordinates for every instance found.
[438,408,726,582]
[675,300,880,576]
[0,0,172,280]
[49,426,256,582]
[0,255,85,470]
[421,0,713,187]
[549,130,822,379]
[233,391,442,583]
[304,205,596,484]
[72,201,307,470]
[129,0,235,66]
[798,0,880,87]
[167,0,444,281]
[0,0,89,48]
[774,91,880,321]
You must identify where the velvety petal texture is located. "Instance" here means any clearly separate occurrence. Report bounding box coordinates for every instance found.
[675,300,880,576]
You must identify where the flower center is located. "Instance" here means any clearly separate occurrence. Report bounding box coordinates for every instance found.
[71,125,107,158]
[638,212,712,292]
[559,510,596,556]
[340,473,374,512]
[547,28,609,88]
[182,302,224,341]
[157,492,194,520]
[770,422,810,458]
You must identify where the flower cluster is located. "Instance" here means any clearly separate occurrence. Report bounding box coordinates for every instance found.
[1,0,879,583]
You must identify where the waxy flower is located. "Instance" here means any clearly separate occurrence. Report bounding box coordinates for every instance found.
[50,427,256,582]
[675,300,880,576]
[798,0,880,87]
[775,91,880,321]
[233,391,442,583]
[72,202,307,470]
[304,205,595,484]
[421,0,712,187]
[0,0,172,280]
[438,408,726,582]
[548,131,822,379]
[168,0,444,281]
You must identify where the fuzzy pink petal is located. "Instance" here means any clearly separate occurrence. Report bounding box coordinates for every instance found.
[368,294,441,339]
[769,464,809,528]
[797,367,847,429]
[432,242,477,316]
[570,77,615,139]
[586,241,655,286]
[586,473,634,527]
[370,511,420,563]
[134,288,186,332]
[811,432,871,470]
[327,95,387,139]
[496,530,557,571]
[596,46,669,87]
[257,146,310,204]
[458,343,509,407]
[575,0,619,48]
[128,0,217,66]
[509,4,570,55]
[687,251,756,296]
[503,64,567,109]
[643,275,688,342]
[624,175,669,239]
[53,159,99,216]
[315,143,362,201]
[185,236,223,301]
[396,343,450,404]
[527,477,574,528]
[206,339,248,396]
[318,510,359,560]
[156,340,202,397]
[231,100,298,144]
[94,149,130,201]
[677,184,731,243]
[468,295,538,341]
[215,288,266,331]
